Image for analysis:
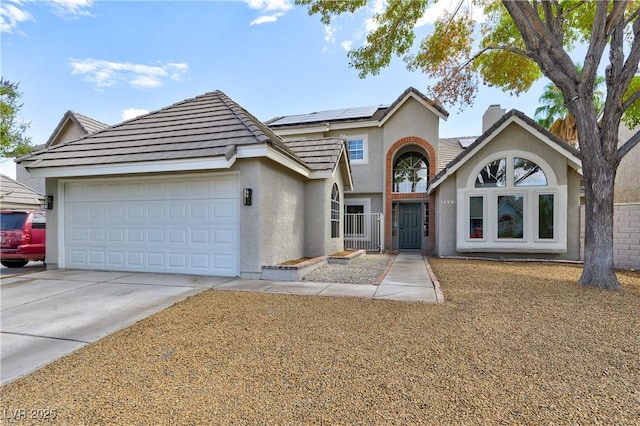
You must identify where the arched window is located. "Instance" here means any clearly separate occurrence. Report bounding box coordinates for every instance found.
[393,152,429,193]
[330,184,340,238]
[462,154,560,248]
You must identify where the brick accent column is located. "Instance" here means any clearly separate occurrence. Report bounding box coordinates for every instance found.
[385,136,437,252]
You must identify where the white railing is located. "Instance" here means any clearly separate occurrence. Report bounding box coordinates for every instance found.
[344,212,384,252]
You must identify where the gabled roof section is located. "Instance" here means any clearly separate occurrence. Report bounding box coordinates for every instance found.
[429,110,581,193]
[18,90,306,173]
[44,110,109,148]
[0,174,44,208]
[283,137,353,190]
[378,87,448,125]
[283,138,344,171]
[266,87,448,130]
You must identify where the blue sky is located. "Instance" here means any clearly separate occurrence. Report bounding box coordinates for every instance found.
[1,0,550,178]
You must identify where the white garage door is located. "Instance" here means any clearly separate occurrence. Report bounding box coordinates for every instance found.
[63,174,240,276]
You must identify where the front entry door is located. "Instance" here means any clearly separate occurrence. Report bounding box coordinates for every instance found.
[399,203,421,249]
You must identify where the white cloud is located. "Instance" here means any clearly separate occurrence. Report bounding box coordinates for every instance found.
[49,0,94,17]
[69,59,189,90]
[340,40,353,51]
[250,14,281,25]
[121,108,149,121]
[324,24,337,43]
[1,0,94,33]
[0,1,33,33]
[244,0,292,25]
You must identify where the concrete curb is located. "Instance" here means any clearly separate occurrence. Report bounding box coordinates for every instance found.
[423,256,445,303]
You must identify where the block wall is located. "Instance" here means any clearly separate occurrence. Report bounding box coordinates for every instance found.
[580,203,640,270]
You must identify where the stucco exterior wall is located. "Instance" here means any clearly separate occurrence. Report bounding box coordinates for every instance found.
[304,170,345,258]
[434,122,581,260]
[253,160,306,272]
[615,143,639,203]
[43,177,61,269]
[336,127,384,194]
[16,164,45,194]
[382,99,440,156]
[434,177,458,256]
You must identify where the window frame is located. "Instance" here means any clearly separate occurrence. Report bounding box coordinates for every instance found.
[457,151,566,253]
[330,183,340,239]
[392,152,429,193]
[346,135,368,165]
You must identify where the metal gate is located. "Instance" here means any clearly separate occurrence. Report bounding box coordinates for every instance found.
[344,213,384,252]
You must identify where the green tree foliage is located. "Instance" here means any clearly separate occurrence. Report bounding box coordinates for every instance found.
[535,67,605,129]
[299,0,640,290]
[1,78,33,158]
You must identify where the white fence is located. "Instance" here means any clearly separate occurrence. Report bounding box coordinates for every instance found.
[344,213,384,252]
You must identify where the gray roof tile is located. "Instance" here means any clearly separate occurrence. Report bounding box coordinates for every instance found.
[0,174,44,208]
[19,91,308,171]
[283,138,345,171]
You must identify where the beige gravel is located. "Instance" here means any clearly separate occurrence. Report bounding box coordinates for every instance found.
[303,253,395,284]
[1,259,639,425]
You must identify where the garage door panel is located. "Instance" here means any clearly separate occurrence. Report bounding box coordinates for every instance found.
[64,175,239,276]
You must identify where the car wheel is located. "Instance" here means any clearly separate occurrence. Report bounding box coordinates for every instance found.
[1,260,29,268]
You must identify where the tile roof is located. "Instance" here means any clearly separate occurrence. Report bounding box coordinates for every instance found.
[0,174,44,208]
[19,90,307,171]
[44,111,109,148]
[430,110,581,190]
[73,112,109,134]
[283,138,346,171]
[437,137,466,172]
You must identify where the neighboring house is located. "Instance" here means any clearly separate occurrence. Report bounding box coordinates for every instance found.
[16,111,109,194]
[17,91,352,278]
[0,175,44,210]
[268,88,583,262]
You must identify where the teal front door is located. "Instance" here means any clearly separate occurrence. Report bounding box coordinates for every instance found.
[399,203,421,249]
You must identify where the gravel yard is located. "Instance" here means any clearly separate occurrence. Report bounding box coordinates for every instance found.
[303,253,395,284]
[1,259,639,425]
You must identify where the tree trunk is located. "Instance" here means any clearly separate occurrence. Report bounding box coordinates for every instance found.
[578,150,621,290]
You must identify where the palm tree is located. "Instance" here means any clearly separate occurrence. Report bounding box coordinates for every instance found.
[534,65,605,134]
[534,83,567,128]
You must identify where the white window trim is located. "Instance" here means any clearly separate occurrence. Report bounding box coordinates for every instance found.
[456,151,567,253]
[346,134,368,165]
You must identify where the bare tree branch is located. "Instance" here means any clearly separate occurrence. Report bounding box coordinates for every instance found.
[617,130,640,159]
[622,89,640,112]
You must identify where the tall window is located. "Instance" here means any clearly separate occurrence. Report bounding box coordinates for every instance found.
[331,184,340,238]
[393,152,429,193]
[460,154,562,251]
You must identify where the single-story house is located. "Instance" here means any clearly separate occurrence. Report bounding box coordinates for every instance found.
[17,91,352,278]
[0,175,44,210]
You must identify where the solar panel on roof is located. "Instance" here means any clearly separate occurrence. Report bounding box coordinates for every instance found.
[270,105,385,126]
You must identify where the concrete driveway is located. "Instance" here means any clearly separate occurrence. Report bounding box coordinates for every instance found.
[0,269,233,385]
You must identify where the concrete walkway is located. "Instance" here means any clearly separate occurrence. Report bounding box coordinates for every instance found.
[218,252,440,302]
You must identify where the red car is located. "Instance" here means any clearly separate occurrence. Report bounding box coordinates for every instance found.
[0,210,46,268]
